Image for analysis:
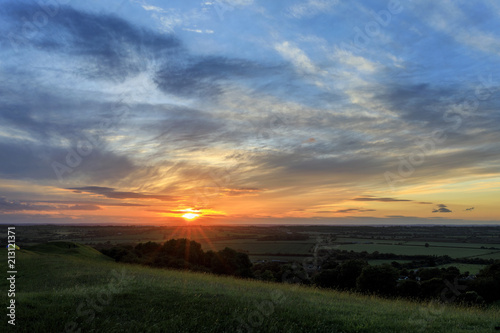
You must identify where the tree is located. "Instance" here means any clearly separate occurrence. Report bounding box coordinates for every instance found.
[337,259,368,290]
[418,267,442,281]
[471,261,500,302]
[456,291,485,306]
[312,269,339,288]
[211,247,253,278]
[134,241,160,258]
[356,264,399,296]
[397,279,421,298]
[420,278,445,299]
[441,266,460,281]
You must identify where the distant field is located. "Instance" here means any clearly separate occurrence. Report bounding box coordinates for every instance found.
[402,241,500,249]
[197,239,315,255]
[437,263,486,275]
[332,242,500,259]
[367,259,412,266]
[249,255,312,263]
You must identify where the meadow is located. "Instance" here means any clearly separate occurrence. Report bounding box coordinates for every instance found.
[1,242,499,332]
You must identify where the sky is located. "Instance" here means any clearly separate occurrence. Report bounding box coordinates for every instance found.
[0,0,499,225]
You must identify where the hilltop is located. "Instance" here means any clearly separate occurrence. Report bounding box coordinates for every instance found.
[1,242,499,332]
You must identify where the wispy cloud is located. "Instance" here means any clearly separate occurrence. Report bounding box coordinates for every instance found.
[287,0,339,19]
[351,197,413,202]
[0,197,101,212]
[67,186,179,201]
[316,208,376,214]
[274,41,319,75]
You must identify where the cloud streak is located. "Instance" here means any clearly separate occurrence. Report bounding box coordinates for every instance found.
[67,186,179,201]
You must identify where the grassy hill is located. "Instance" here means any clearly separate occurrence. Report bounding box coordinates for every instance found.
[1,242,499,332]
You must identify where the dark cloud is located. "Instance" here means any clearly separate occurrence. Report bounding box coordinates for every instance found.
[67,186,179,201]
[0,197,100,212]
[38,200,147,207]
[256,152,391,176]
[1,1,181,81]
[433,207,452,213]
[465,207,475,211]
[0,197,53,212]
[432,204,452,213]
[377,83,441,123]
[154,56,274,98]
[0,139,137,182]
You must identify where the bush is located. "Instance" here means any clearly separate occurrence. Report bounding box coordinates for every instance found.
[356,264,399,296]
[397,279,421,298]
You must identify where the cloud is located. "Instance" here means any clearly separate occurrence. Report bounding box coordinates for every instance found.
[465,207,474,211]
[148,209,198,214]
[432,204,452,213]
[0,197,101,212]
[351,197,412,202]
[0,197,52,212]
[421,0,500,57]
[67,204,102,211]
[316,208,376,214]
[287,0,339,19]
[1,2,181,81]
[154,56,275,98]
[385,215,417,218]
[38,200,148,207]
[274,41,318,75]
[67,186,179,201]
[222,187,263,196]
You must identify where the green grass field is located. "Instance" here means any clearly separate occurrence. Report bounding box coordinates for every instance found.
[332,242,500,259]
[436,263,486,275]
[1,242,499,332]
[197,239,315,255]
[366,259,412,266]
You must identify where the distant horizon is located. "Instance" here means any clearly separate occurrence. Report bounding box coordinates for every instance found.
[3,221,500,227]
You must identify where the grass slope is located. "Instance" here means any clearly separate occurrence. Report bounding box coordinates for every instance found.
[1,242,499,332]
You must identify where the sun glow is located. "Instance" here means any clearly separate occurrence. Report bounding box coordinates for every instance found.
[182,213,199,220]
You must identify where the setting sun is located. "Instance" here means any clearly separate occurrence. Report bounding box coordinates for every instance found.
[182,213,199,220]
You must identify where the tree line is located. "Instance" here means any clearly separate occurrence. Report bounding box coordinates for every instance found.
[101,238,253,278]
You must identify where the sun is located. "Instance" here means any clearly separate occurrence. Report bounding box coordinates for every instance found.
[182,213,199,221]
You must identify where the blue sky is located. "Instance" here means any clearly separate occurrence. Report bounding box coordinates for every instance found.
[0,0,499,225]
